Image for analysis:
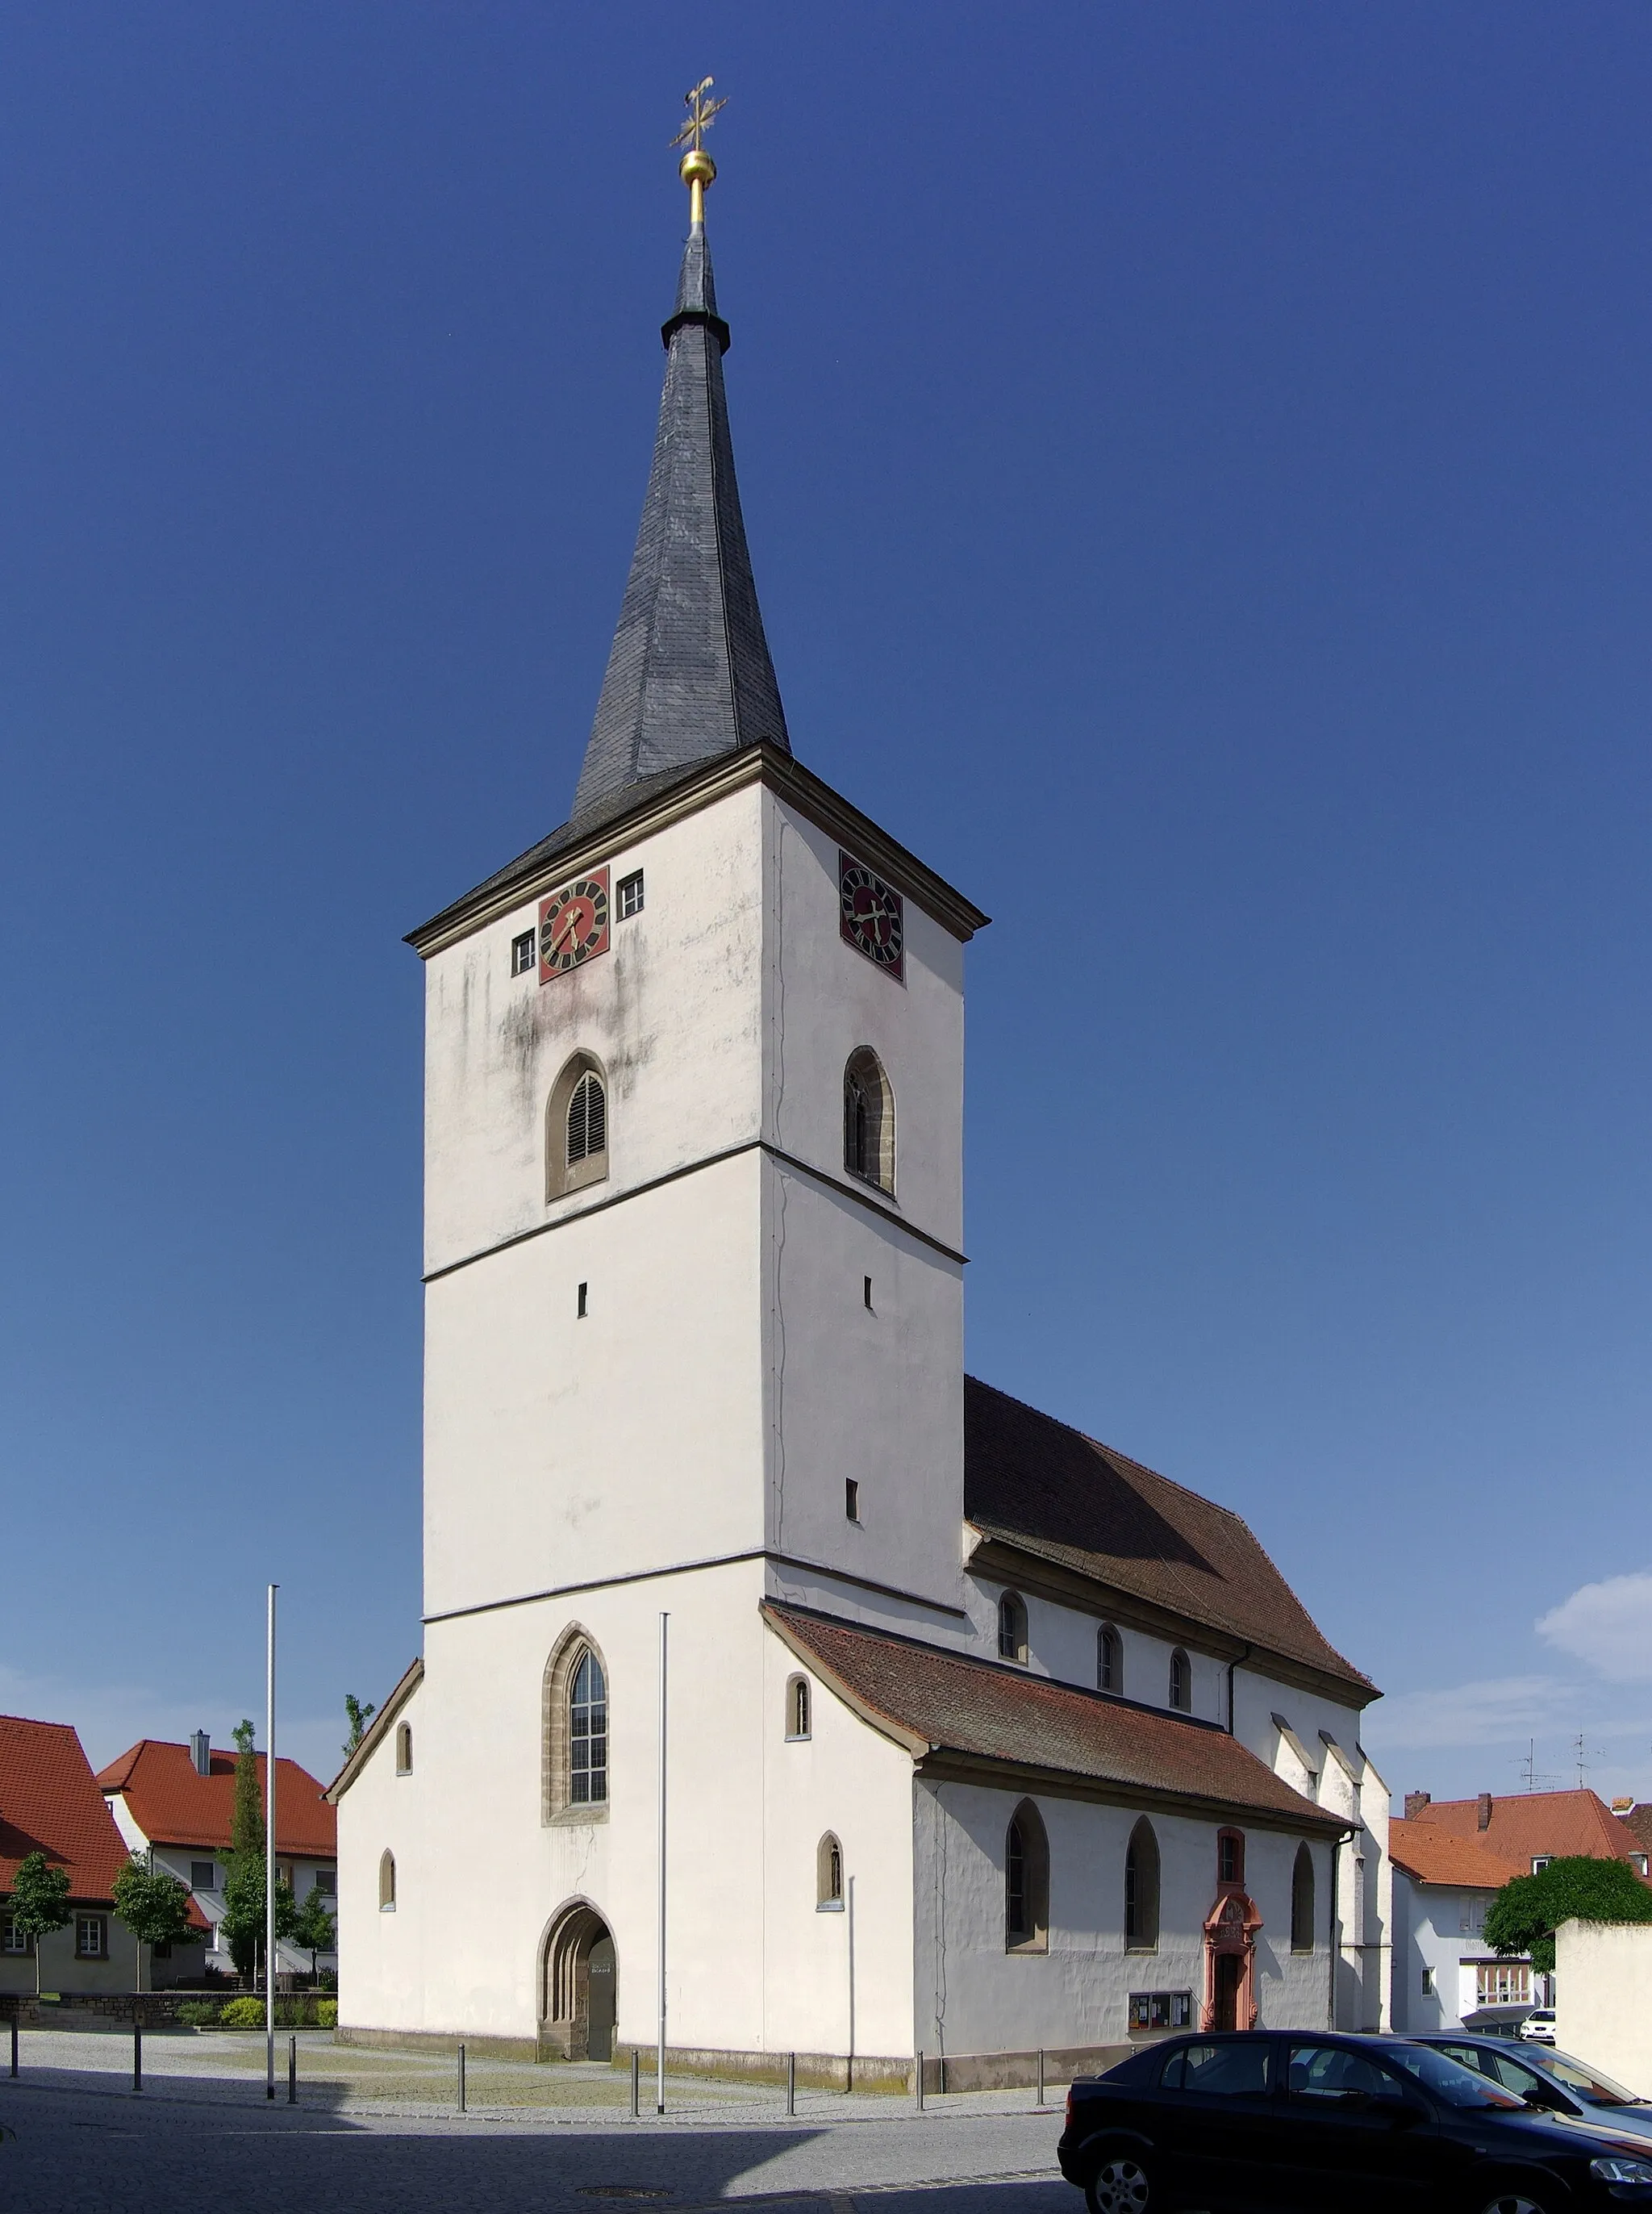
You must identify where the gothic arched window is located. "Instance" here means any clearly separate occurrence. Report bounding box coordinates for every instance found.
[1125,1818,1160,1951]
[817,1832,844,1908]
[542,1626,611,1821]
[1097,1624,1122,1694]
[1291,1844,1316,1953]
[786,1675,811,1740]
[569,1651,608,1807]
[1005,1799,1050,1953]
[1169,1648,1192,1712]
[998,1592,1028,1665]
[378,1850,397,1911]
[546,1053,609,1200]
[843,1049,895,1194]
[395,1723,412,1774]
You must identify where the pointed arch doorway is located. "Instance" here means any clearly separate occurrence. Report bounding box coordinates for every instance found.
[541,1900,617,2061]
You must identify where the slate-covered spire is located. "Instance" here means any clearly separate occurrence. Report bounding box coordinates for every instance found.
[571,115,790,822]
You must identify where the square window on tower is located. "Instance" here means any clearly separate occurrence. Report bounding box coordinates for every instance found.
[617,870,645,920]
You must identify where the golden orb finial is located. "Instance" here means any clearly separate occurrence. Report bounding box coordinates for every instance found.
[670,77,726,225]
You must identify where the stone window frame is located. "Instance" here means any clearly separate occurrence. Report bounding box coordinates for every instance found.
[843,1048,895,1195]
[786,1674,811,1741]
[816,1832,844,1910]
[395,1722,413,1775]
[378,1850,396,1911]
[1005,1797,1050,1956]
[546,1052,610,1202]
[543,1624,611,1827]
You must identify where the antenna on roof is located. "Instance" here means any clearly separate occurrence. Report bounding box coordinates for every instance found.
[1516,1739,1558,1793]
[1573,1730,1607,1791]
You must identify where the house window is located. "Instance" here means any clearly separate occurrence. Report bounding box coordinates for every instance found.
[617,870,645,920]
[1125,1819,1160,1951]
[1097,1624,1122,1694]
[75,1914,107,1959]
[190,1861,215,1890]
[1169,1648,1191,1712]
[546,1055,609,1200]
[998,1592,1028,1664]
[511,929,536,975]
[1477,1961,1530,2007]
[313,1869,337,1896]
[786,1676,811,1740]
[569,1650,608,1806]
[1217,1829,1245,1889]
[843,1049,895,1194]
[1,1915,27,1955]
[1005,1799,1050,1954]
[845,1478,860,1523]
[1635,1856,1650,1878]
[1128,1991,1193,2032]
[817,1832,844,1909]
[1291,1845,1316,1953]
[395,1723,413,1774]
[1531,1857,1551,1874]
[1421,1966,1435,1997]
[378,1851,396,1911]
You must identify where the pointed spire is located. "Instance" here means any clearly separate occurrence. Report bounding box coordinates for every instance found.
[571,108,789,822]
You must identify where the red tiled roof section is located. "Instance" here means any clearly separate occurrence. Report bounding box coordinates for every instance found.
[0,1715,133,1900]
[1408,1790,1645,1872]
[964,1378,1376,1698]
[766,1604,1341,1829]
[95,1741,336,1859]
[1388,1819,1523,1890]
[1619,1806,1652,1855]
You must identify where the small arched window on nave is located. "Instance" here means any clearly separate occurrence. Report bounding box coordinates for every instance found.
[1169,1648,1192,1713]
[786,1675,811,1740]
[378,1849,396,1912]
[843,1050,895,1194]
[1291,1844,1316,1953]
[1004,1799,1049,1954]
[1097,1624,1122,1694]
[817,1832,844,1908]
[1124,1819,1159,1951]
[546,1053,609,1201]
[395,1722,412,1774]
[998,1591,1028,1665]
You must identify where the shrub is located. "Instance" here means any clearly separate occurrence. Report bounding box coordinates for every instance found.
[219,1995,265,2028]
[176,2001,219,2028]
[316,1999,337,2028]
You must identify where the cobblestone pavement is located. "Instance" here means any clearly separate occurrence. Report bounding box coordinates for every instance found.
[0,2031,1074,2214]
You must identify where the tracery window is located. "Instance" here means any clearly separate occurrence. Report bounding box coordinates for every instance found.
[843,1050,895,1194]
[569,1650,608,1806]
[543,1626,611,1822]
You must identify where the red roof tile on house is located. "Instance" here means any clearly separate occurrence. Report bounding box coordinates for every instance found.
[1407,1790,1644,1873]
[963,1377,1376,1699]
[1618,1805,1652,1857]
[96,1741,336,1860]
[0,1714,133,1902]
[1388,1819,1523,1890]
[765,1603,1344,1831]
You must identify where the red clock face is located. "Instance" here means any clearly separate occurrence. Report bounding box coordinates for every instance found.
[539,870,611,980]
[839,852,904,980]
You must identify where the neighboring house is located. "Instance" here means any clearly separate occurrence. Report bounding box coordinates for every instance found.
[1388,1818,1525,2029]
[0,1712,200,1993]
[98,1734,337,1977]
[1401,1788,1650,1881]
[332,158,1391,2075]
[1613,1800,1652,1877]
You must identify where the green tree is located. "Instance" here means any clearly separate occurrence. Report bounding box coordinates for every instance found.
[1484,1854,1652,1974]
[111,1855,193,1994]
[219,1856,296,1978]
[230,1718,263,1860]
[343,1694,376,1757]
[290,1886,336,1976]
[7,1849,72,1996]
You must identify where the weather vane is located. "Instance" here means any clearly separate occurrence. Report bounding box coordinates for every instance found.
[671,77,726,225]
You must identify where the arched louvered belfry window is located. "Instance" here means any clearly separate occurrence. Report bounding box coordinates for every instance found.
[1169,1648,1192,1712]
[1291,1844,1316,1953]
[1125,1818,1160,1950]
[546,1053,609,1201]
[1004,1798,1049,1953]
[998,1591,1028,1664]
[843,1049,895,1194]
[1097,1624,1122,1694]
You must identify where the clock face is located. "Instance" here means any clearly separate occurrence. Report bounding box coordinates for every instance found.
[538,870,611,980]
[839,851,904,980]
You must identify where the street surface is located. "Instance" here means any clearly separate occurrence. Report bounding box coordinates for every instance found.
[0,2029,1074,2214]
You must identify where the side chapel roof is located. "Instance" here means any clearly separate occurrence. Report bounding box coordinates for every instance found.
[766,1603,1345,1832]
[963,1377,1376,1700]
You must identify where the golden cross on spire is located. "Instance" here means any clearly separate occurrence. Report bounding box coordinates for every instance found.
[671,77,725,224]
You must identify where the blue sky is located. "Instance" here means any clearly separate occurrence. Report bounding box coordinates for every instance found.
[3,3,1650,1805]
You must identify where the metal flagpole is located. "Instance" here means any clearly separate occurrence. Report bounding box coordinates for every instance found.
[656,1611,668,2115]
[265,1583,277,2100]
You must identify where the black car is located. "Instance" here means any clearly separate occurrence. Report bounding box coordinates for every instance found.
[1411,2036,1652,2145]
[1058,2028,1652,2212]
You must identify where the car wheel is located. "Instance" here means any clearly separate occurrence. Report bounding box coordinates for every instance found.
[1085,2154,1154,2214]
[1475,2195,1554,2214]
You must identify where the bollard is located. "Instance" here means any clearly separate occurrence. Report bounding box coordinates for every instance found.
[458,2041,467,2114]
[9,2016,17,2079]
[1037,2048,1045,2109]
[132,2022,143,2095]
[786,2049,795,2117]
[631,2049,640,2119]
[288,2032,297,2105]
[915,2049,924,2112]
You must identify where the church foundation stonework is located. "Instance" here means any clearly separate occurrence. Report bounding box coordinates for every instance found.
[329,115,1391,2072]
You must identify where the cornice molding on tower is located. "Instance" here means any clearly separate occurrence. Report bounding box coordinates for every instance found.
[405,742,990,960]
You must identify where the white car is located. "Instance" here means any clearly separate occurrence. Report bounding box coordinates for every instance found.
[1518,2007,1558,2044]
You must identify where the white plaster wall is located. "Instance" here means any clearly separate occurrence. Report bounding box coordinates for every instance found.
[959,1577,1225,1724]
[423,1152,766,1619]
[1554,1920,1652,2097]
[1388,1875,1491,2033]
[912,1782,1333,2057]
[0,1919,140,1996]
[340,1562,918,2057]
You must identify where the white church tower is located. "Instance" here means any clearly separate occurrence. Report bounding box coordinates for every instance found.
[334,110,1387,2075]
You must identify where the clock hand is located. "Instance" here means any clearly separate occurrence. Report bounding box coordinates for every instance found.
[549,913,579,958]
